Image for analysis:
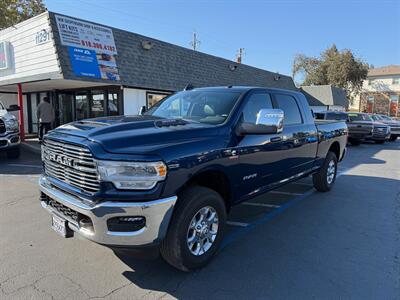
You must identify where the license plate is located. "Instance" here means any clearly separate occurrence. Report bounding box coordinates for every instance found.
[51,214,67,237]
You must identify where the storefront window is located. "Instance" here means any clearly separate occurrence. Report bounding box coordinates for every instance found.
[91,90,105,118]
[108,92,119,116]
[76,92,89,120]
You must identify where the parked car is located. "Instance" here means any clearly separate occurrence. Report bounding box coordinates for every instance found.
[370,114,400,141]
[0,101,21,158]
[39,86,347,271]
[314,111,369,146]
[346,113,389,144]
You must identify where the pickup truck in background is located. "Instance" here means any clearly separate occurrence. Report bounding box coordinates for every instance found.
[347,113,390,144]
[314,111,369,146]
[39,87,347,271]
[370,114,400,142]
[0,101,21,158]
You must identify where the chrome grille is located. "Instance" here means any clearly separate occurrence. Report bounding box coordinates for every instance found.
[0,119,5,134]
[373,126,388,134]
[42,138,100,194]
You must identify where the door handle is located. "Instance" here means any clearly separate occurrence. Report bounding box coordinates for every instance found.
[270,136,282,142]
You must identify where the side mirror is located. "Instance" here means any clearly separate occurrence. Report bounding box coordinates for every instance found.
[7,104,20,112]
[238,108,284,135]
[139,105,147,115]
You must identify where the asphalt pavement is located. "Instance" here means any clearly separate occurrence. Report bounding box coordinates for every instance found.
[0,141,399,299]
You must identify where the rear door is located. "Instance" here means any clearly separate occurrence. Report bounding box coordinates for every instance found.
[271,93,318,178]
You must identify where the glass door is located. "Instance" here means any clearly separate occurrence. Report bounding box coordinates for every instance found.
[56,92,74,126]
[91,90,106,118]
[75,92,89,120]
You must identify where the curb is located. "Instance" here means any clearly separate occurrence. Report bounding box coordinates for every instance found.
[21,142,41,155]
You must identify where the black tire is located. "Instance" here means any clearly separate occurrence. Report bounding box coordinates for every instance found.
[313,151,338,192]
[6,147,20,159]
[349,139,361,146]
[389,135,397,142]
[375,140,385,144]
[160,186,227,272]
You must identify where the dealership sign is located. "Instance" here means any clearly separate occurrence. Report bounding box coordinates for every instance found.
[55,15,120,80]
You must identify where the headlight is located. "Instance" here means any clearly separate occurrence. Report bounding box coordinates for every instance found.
[4,116,19,132]
[97,161,167,190]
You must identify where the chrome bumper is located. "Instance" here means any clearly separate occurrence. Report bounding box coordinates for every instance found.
[39,175,177,246]
[0,132,20,149]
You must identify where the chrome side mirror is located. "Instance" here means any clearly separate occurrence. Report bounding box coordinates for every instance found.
[256,108,284,133]
[238,108,284,135]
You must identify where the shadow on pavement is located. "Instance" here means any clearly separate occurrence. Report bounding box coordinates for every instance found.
[112,173,399,299]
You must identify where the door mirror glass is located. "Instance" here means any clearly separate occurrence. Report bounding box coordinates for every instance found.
[238,108,284,135]
[7,104,20,112]
[139,105,147,115]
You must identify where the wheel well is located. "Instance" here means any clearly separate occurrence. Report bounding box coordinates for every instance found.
[180,170,231,211]
[328,141,340,160]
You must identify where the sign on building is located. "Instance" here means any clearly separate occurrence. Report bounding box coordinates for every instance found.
[55,15,120,81]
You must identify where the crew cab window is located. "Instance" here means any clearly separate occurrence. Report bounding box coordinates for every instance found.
[274,94,302,125]
[242,93,273,123]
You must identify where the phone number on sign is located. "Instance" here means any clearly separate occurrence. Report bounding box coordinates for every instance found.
[80,40,116,52]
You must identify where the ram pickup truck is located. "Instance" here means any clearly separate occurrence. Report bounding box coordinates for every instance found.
[0,101,21,158]
[314,111,368,146]
[370,114,400,141]
[39,87,347,271]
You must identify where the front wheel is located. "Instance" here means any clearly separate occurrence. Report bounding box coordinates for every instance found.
[160,186,227,272]
[313,151,338,192]
[389,135,397,142]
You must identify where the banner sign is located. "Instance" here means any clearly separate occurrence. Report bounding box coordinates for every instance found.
[55,15,120,80]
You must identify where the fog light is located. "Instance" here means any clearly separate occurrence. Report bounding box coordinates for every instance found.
[107,216,146,232]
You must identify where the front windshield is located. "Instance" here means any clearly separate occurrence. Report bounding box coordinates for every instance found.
[348,113,371,121]
[146,90,241,125]
[379,115,392,121]
[326,112,348,121]
[371,115,381,121]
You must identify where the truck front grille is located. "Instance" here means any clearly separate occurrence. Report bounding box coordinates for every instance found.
[0,120,6,134]
[42,138,100,194]
[373,126,388,134]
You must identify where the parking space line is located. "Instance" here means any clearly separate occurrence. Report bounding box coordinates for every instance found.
[242,202,281,208]
[226,221,249,227]
[269,191,303,196]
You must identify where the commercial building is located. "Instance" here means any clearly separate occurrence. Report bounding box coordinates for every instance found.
[0,11,296,136]
[349,65,400,116]
[300,85,348,112]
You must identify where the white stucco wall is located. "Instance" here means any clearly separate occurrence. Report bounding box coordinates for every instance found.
[123,88,147,115]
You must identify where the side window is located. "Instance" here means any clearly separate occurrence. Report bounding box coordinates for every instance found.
[274,94,302,125]
[242,93,273,123]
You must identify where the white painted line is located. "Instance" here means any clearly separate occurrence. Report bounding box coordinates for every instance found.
[226,221,249,227]
[268,190,303,196]
[6,164,42,169]
[242,202,280,208]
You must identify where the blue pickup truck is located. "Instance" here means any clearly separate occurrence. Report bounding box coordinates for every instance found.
[39,86,347,271]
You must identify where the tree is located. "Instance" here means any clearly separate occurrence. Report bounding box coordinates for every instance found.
[292,45,369,100]
[0,0,46,30]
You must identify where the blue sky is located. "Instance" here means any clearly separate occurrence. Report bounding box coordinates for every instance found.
[45,0,400,79]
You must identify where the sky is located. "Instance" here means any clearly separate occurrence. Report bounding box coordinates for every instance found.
[44,0,400,79]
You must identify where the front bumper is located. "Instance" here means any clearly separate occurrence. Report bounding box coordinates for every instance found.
[39,175,177,247]
[0,132,20,150]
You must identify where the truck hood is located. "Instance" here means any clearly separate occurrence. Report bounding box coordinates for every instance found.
[50,115,221,155]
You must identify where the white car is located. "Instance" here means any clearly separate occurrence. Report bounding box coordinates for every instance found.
[0,101,21,158]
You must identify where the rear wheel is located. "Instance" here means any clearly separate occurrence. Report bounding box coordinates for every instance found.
[6,147,20,159]
[389,135,397,142]
[160,186,227,272]
[313,151,338,192]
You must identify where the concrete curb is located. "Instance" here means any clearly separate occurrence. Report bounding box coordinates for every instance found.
[21,142,41,155]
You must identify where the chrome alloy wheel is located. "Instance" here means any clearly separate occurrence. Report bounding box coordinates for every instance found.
[186,206,219,256]
[326,160,336,184]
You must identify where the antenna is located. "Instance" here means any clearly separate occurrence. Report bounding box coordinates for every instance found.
[236,48,244,64]
[190,32,201,51]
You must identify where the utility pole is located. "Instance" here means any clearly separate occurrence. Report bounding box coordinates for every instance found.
[190,32,200,51]
[236,48,244,64]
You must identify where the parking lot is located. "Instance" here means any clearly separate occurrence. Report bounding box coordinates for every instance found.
[0,141,399,299]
